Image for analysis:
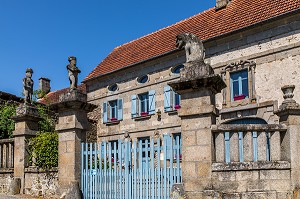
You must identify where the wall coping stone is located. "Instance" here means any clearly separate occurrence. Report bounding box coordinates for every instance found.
[24,167,58,173]
[212,161,291,171]
[0,168,14,173]
[211,124,287,132]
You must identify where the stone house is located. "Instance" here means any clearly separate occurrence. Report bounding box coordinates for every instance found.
[41,0,300,197]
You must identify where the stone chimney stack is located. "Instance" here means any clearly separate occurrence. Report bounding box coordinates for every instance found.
[216,0,231,10]
[38,77,51,98]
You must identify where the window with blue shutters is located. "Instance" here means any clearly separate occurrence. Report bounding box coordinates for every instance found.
[103,98,123,123]
[131,90,156,118]
[164,86,181,112]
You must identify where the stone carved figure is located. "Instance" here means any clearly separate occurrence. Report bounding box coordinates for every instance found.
[176,33,205,63]
[23,68,34,104]
[67,56,81,91]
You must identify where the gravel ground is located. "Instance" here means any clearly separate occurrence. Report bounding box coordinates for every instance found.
[0,194,41,199]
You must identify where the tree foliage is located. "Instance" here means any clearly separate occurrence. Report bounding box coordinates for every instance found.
[0,102,16,139]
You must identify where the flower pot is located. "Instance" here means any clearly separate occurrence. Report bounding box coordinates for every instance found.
[234,94,246,101]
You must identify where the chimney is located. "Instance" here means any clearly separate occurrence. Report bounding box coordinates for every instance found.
[38,77,51,98]
[216,0,231,10]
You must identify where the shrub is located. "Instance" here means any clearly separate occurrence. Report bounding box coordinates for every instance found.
[29,131,58,169]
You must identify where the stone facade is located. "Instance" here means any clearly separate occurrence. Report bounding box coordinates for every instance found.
[82,6,300,199]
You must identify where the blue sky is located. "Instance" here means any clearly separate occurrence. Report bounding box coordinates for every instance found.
[0,0,215,97]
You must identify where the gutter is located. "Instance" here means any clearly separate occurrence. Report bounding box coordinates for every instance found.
[82,8,300,84]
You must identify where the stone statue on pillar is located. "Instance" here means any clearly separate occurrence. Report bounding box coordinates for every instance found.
[23,68,34,104]
[176,33,205,63]
[67,56,81,92]
[175,33,214,81]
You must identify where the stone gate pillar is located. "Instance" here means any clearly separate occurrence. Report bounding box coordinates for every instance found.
[169,61,226,198]
[275,85,300,192]
[51,90,96,197]
[12,104,40,194]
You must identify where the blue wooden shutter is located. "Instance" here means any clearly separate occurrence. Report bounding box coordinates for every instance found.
[252,131,258,162]
[238,132,244,162]
[225,132,230,163]
[131,95,138,118]
[117,98,123,120]
[103,102,108,123]
[148,90,156,115]
[164,86,172,112]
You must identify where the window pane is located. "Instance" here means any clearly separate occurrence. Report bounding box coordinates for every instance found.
[139,93,149,113]
[230,72,240,81]
[174,93,180,106]
[242,78,249,97]
[232,81,239,96]
[109,100,117,119]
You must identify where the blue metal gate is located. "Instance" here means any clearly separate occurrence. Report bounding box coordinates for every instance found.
[81,135,182,199]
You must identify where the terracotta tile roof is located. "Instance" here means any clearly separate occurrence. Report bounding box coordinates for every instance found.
[38,84,86,105]
[84,0,300,82]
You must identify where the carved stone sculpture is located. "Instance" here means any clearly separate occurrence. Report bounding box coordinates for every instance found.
[175,33,214,81]
[23,68,34,104]
[176,33,205,63]
[67,56,81,91]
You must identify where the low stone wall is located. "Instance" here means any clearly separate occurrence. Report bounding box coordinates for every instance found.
[0,169,13,194]
[211,162,292,198]
[24,167,58,197]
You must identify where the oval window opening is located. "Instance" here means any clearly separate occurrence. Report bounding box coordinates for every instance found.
[172,65,184,74]
[137,75,149,84]
[108,84,118,92]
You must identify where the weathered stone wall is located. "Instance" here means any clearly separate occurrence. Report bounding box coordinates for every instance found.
[87,52,185,141]
[205,13,300,110]
[0,170,13,194]
[24,167,58,197]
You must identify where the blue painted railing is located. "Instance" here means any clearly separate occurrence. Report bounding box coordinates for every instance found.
[81,136,182,199]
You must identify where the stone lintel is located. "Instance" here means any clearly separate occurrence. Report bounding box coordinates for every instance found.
[169,74,226,95]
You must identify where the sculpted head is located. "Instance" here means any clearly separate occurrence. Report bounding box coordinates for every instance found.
[68,56,77,65]
[25,68,33,78]
[176,33,202,49]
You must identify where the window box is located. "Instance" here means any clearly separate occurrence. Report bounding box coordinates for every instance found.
[140,112,149,117]
[174,105,181,110]
[234,94,246,101]
[110,117,118,122]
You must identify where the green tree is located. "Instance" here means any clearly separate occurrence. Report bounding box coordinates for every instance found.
[0,102,16,139]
